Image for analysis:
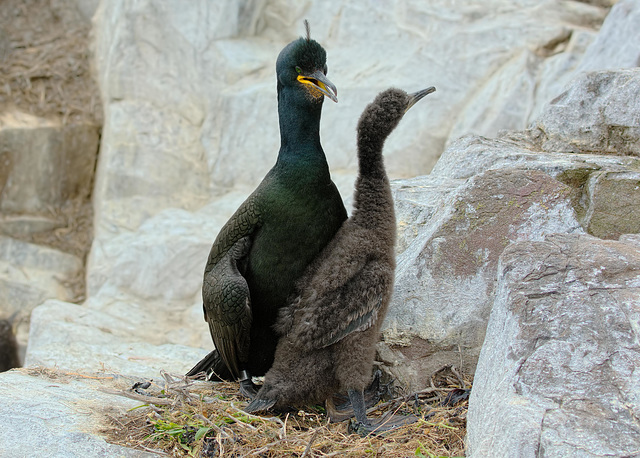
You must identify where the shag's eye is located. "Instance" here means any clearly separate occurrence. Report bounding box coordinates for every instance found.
[295,66,302,74]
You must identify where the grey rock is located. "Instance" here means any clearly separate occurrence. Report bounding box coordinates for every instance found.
[380,169,583,390]
[583,170,640,239]
[25,300,209,378]
[467,233,640,457]
[429,132,640,242]
[531,69,640,156]
[0,369,161,457]
[0,112,99,216]
[0,237,82,314]
[87,191,249,304]
[576,0,640,73]
[392,175,465,255]
[432,133,640,182]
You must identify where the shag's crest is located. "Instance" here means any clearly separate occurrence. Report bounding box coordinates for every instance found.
[304,19,311,41]
[276,24,327,76]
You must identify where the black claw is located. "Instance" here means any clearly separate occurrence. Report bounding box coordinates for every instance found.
[245,397,277,414]
[348,413,419,436]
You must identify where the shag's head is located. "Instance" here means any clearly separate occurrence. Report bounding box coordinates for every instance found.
[276,20,338,104]
[358,87,436,138]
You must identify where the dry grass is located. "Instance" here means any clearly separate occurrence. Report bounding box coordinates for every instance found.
[101,367,469,457]
[0,0,102,125]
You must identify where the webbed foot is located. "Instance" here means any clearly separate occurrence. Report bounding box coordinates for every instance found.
[326,371,383,423]
[344,387,418,436]
[326,395,353,422]
[244,395,277,414]
[347,412,419,436]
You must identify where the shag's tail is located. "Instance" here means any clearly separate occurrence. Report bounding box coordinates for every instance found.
[185,349,234,381]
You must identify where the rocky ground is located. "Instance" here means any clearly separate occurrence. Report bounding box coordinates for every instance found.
[1,0,639,456]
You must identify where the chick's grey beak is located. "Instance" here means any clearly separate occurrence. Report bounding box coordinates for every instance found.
[406,86,436,112]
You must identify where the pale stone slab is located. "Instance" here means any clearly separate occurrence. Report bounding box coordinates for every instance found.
[467,234,640,457]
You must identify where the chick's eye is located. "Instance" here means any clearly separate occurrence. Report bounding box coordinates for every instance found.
[295,66,302,74]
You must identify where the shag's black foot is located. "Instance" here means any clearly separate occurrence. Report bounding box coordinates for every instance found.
[344,387,418,436]
[326,371,383,423]
[347,413,418,436]
[244,396,277,414]
[239,377,259,399]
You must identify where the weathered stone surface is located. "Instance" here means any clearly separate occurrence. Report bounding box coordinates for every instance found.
[0,237,82,315]
[576,0,640,73]
[467,234,640,457]
[531,69,640,156]
[86,190,250,301]
[392,175,465,255]
[431,133,640,182]
[89,0,620,243]
[583,171,640,239]
[0,111,99,218]
[529,0,640,122]
[25,300,208,378]
[379,169,583,390]
[0,369,160,457]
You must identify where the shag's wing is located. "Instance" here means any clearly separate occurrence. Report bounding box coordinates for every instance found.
[285,258,393,351]
[201,194,261,379]
[203,236,253,380]
[204,195,261,272]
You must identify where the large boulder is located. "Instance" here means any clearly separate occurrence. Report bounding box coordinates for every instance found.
[0,369,160,457]
[380,168,583,389]
[575,0,640,73]
[466,233,640,457]
[530,69,640,156]
[380,68,640,390]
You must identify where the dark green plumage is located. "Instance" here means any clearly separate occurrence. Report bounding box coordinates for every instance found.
[187,27,347,387]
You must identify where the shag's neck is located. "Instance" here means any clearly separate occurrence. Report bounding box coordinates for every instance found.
[356,134,386,181]
[276,84,325,162]
[351,132,395,230]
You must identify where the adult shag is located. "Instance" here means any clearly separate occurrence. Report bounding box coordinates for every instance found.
[186,22,347,396]
[245,87,436,434]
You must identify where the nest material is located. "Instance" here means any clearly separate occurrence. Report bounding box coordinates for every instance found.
[102,367,469,457]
